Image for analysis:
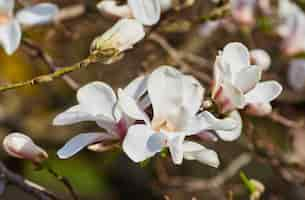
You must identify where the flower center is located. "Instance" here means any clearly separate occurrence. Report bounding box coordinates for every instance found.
[152,119,176,133]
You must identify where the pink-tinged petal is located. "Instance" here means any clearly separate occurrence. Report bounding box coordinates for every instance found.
[3,133,48,163]
[16,3,59,26]
[0,19,21,55]
[128,0,161,25]
[245,81,283,104]
[233,65,262,93]
[245,102,272,116]
[213,80,246,113]
[123,75,147,100]
[230,0,256,26]
[97,0,132,18]
[122,124,157,162]
[57,133,116,159]
[222,42,250,77]
[77,81,117,120]
[183,141,220,168]
[215,111,242,141]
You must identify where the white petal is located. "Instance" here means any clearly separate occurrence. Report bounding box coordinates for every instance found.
[167,133,186,165]
[97,0,132,18]
[159,0,172,11]
[16,3,59,26]
[245,81,283,104]
[57,133,116,159]
[128,0,161,25]
[0,0,14,16]
[215,111,242,141]
[77,81,117,120]
[148,66,183,124]
[123,75,147,100]
[183,141,220,168]
[122,124,157,162]
[250,49,271,71]
[233,65,262,93]
[197,111,238,131]
[0,20,21,55]
[222,42,250,78]
[182,75,204,116]
[117,88,150,124]
[53,105,94,125]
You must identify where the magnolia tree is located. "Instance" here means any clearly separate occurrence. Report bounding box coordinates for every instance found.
[0,0,305,200]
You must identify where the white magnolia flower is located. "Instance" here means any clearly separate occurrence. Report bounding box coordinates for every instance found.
[0,0,59,55]
[54,76,147,159]
[250,49,271,71]
[121,66,240,166]
[3,133,48,163]
[97,0,162,26]
[212,42,282,115]
[287,59,305,91]
[90,18,145,54]
[277,0,305,55]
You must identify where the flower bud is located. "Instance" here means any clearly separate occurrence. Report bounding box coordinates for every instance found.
[287,59,305,91]
[159,0,172,12]
[3,133,48,163]
[97,0,132,19]
[249,179,265,200]
[245,102,272,116]
[90,18,145,56]
[250,49,271,71]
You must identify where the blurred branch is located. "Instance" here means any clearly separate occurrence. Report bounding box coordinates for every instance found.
[0,161,62,200]
[268,111,304,129]
[156,153,252,192]
[0,49,118,92]
[22,38,80,90]
[46,167,79,200]
[149,33,212,84]
[199,3,231,23]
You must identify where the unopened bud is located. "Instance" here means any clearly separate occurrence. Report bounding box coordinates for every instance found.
[250,49,271,71]
[231,0,256,26]
[90,18,145,57]
[287,59,305,91]
[249,179,265,200]
[3,133,48,163]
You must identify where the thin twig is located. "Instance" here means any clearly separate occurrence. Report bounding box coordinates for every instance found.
[0,161,62,200]
[22,38,80,90]
[156,153,252,192]
[47,168,79,200]
[149,33,212,84]
[268,111,304,129]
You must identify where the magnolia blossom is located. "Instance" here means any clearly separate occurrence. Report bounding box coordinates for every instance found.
[54,76,147,159]
[90,18,145,56]
[212,42,282,115]
[0,0,59,55]
[277,0,305,55]
[287,59,305,91]
[121,66,241,166]
[3,133,48,163]
[97,0,162,26]
[250,49,271,71]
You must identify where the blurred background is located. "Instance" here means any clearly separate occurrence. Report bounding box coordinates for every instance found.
[1,0,305,199]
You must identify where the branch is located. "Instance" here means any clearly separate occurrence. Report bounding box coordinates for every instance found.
[0,49,116,92]
[22,38,80,90]
[156,153,252,192]
[0,161,62,200]
[149,33,212,84]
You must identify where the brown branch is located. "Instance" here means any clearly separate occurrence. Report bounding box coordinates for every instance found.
[149,33,212,84]
[0,161,62,200]
[156,153,252,192]
[22,38,80,90]
[268,111,304,129]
